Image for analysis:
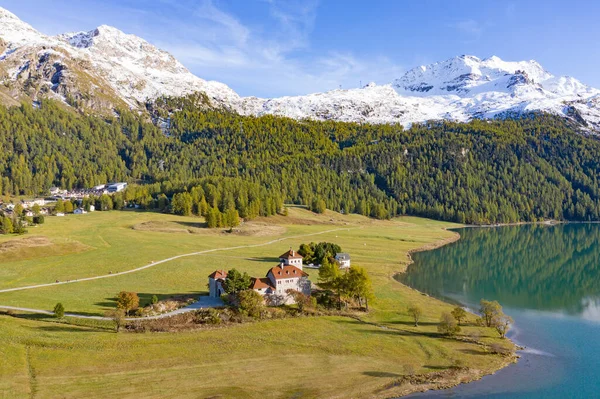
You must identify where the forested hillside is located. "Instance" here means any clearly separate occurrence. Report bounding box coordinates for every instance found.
[1,98,600,224]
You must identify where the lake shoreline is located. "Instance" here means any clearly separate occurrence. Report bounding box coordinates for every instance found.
[391,226,520,398]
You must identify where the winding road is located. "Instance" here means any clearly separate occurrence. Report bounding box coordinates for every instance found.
[0,227,355,319]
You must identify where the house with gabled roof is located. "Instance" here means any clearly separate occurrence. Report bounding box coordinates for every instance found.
[279,248,303,269]
[335,253,351,269]
[207,249,312,305]
[208,270,228,297]
[250,277,276,295]
[266,263,311,304]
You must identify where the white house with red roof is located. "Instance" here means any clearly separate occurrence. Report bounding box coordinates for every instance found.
[208,270,228,297]
[266,263,311,304]
[278,248,303,269]
[207,249,311,305]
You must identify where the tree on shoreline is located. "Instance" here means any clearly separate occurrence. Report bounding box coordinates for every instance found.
[479,298,513,338]
[493,314,513,338]
[479,299,502,327]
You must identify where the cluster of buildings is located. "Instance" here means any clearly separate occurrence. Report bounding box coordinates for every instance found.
[209,249,311,305]
[49,182,127,200]
[208,249,352,305]
[0,198,51,218]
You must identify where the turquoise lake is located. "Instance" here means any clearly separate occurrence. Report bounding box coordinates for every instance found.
[399,223,600,398]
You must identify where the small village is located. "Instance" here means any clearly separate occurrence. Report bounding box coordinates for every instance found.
[0,183,128,231]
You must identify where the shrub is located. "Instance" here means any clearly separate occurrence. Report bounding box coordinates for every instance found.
[105,309,126,332]
[237,290,265,319]
[437,311,461,336]
[53,303,65,318]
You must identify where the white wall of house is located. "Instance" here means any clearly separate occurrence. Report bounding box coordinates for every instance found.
[280,257,303,269]
[208,278,217,297]
[208,278,225,297]
[335,254,351,269]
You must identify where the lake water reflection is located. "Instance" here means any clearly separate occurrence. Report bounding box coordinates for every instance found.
[399,224,600,398]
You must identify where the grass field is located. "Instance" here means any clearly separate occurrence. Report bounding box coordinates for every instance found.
[0,208,515,398]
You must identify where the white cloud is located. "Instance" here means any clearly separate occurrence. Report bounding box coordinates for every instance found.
[147,0,404,97]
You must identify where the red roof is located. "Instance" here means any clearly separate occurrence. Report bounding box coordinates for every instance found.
[267,264,308,280]
[208,270,228,279]
[250,277,275,290]
[279,249,303,259]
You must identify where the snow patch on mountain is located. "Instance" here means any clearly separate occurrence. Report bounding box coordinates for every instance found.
[248,55,600,130]
[0,6,600,131]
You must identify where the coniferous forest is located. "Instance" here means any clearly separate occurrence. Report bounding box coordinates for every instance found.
[2,97,600,224]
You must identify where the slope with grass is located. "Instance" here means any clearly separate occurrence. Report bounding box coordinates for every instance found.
[0,208,515,398]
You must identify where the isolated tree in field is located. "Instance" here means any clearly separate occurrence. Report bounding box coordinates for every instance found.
[116,291,140,316]
[53,303,65,318]
[318,257,346,308]
[105,309,126,332]
[318,257,341,289]
[345,266,375,310]
[451,306,467,325]
[479,299,503,327]
[438,311,461,336]
[407,304,423,327]
[31,203,41,215]
[492,313,513,339]
[223,269,252,295]
[237,289,264,318]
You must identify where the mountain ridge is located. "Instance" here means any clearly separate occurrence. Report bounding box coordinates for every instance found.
[1,6,599,131]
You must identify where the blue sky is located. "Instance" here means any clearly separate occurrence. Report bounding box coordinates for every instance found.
[1,0,598,97]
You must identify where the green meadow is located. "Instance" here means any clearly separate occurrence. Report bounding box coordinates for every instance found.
[0,208,514,398]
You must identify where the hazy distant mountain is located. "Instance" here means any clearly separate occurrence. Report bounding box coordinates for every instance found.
[1,7,599,130]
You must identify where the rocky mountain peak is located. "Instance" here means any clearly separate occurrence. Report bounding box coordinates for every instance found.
[0,7,599,131]
[393,55,553,96]
[0,7,49,49]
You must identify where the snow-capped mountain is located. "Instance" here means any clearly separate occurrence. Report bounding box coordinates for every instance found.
[1,6,599,131]
[246,55,600,130]
[0,7,241,111]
